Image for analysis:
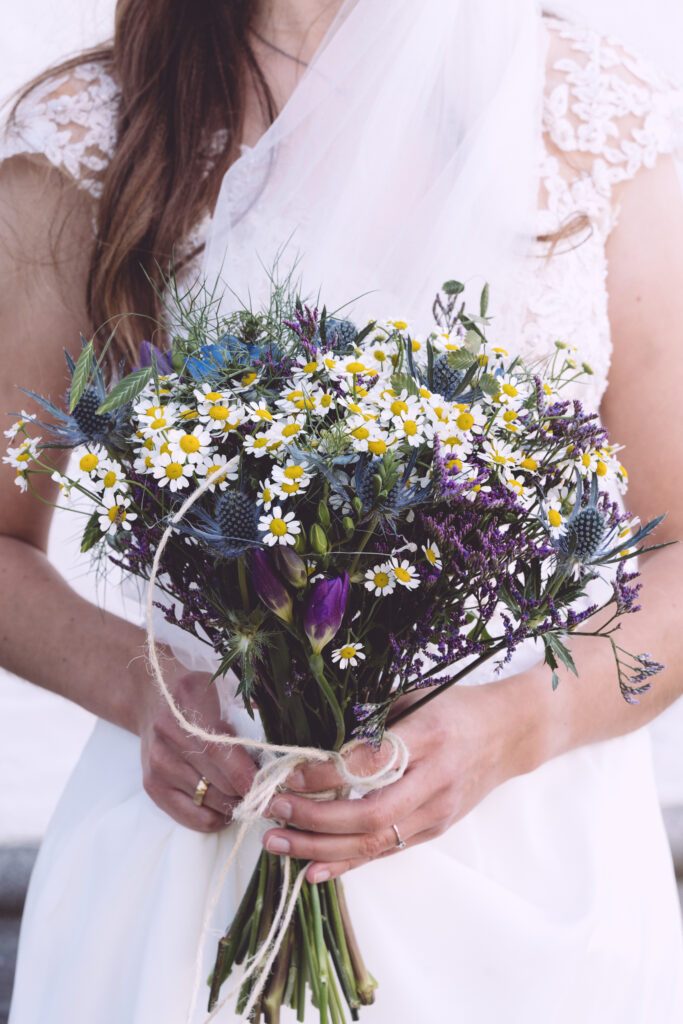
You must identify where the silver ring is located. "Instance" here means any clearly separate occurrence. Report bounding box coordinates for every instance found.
[391,823,407,850]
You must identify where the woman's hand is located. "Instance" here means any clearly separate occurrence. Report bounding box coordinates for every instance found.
[262,678,543,882]
[135,660,258,833]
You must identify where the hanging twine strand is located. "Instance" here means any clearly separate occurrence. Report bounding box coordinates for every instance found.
[143,468,410,1023]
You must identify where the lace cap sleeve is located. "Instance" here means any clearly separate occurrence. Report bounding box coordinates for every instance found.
[0,62,120,200]
[543,17,683,216]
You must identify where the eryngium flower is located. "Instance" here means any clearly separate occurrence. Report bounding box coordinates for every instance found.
[303,573,350,653]
[250,549,293,623]
[559,507,606,560]
[215,493,260,556]
[432,354,464,400]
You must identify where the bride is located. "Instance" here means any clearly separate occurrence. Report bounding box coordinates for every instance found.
[2,0,683,1020]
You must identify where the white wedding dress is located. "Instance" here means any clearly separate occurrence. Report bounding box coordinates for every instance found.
[4,16,683,1023]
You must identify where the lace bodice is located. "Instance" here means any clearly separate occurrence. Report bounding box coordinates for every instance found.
[2,18,682,413]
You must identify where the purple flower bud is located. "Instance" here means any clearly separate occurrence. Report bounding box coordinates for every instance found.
[303,573,349,653]
[274,547,308,589]
[250,550,293,623]
[135,340,173,375]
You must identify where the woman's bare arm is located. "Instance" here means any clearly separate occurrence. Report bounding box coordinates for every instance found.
[0,156,256,829]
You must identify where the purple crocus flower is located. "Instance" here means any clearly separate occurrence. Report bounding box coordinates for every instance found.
[303,573,350,653]
[250,550,293,624]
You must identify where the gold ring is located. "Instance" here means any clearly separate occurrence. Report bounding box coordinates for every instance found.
[391,823,407,850]
[193,775,210,807]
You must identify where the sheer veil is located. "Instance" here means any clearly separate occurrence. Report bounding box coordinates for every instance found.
[201,0,682,329]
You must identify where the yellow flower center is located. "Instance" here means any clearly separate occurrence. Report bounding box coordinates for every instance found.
[373,572,390,588]
[403,420,418,436]
[150,417,167,430]
[160,442,171,455]
[241,372,258,386]
[252,437,269,450]
[180,434,202,454]
[102,470,118,489]
[303,361,318,374]
[446,458,462,471]
[368,439,387,456]
[209,406,229,421]
[282,423,302,438]
[108,505,127,523]
[373,349,387,362]
[392,320,408,331]
[165,462,184,480]
[596,460,608,477]
[391,400,409,416]
[548,509,563,528]
[394,567,412,583]
[503,410,518,423]
[254,408,273,422]
[16,451,30,463]
[204,391,223,402]
[502,383,518,398]
[261,487,273,503]
[269,518,287,537]
[346,361,366,374]
[456,412,474,431]
[281,482,300,495]
[425,548,437,565]
[352,426,370,441]
[284,466,304,480]
[339,644,357,659]
[180,409,197,421]
[521,457,538,471]
[80,453,99,472]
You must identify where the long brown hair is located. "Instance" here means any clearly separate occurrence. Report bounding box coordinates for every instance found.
[9,0,277,369]
[8,2,588,371]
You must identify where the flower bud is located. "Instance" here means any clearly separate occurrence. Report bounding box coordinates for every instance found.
[303,574,350,653]
[352,496,363,515]
[274,547,308,589]
[310,523,330,555]
[342,516,355,539]
[249,550,293,623]
[317,500,331,529]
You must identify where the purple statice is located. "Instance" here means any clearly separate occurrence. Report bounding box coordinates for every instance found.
[613,561,643,615]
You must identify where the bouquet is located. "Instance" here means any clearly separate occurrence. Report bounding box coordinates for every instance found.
[5,276,668,1023]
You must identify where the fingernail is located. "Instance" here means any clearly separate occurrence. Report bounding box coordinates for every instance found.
[311,869,330,884]
[287,770,306,790]
[268,798,293,821]
[266,835,291,854]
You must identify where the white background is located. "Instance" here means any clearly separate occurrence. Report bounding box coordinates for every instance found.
[0,0,681,844]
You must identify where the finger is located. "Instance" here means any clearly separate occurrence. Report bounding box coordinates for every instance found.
[262,803,429,864]
[148,784,230,834]
[173,760,240,819]
[266,767,424,835]
[284,737,398,794]
[306,824,437,884]
[181,737,258,798]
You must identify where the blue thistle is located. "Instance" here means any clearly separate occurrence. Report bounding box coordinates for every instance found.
[432,354,464,400]
[319,318,358,354]
[177,492,260,559]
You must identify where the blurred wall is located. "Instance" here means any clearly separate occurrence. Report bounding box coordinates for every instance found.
[0,0,681,844]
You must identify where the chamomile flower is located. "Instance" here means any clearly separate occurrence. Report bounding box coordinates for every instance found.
[4,412,32,440]
[51,471,75,497]
[167,425,213,465]
[422,541,442,571]
[546,506,565,539]
[388,557,420,590]
[247,401,275,425]
[451,403,487,435]
[272,462,312,498]
[74,447,104,477]
[392,412,430,448]
[504,473,533,504]
[481,437,518,470]
[98,497,137,535]
[138,404,178,437]
[256,478,276,511]
[378,390,420,424]
[152,452,195,491]
[258,506,301,546]
[364,563,397,596]
[271,414,307,445]
[95,458,128,496]
[200,454,240,491]
[331,641,366,669]
[3,436,42,470]
[243,430,282,458]
[199,401,244,433]
[133,449,156,475]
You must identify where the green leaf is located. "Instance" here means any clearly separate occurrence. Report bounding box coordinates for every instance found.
[551,670,560,691]
[68,340,95,412]
[464,329,482,354]
[446,349,477,371]
[442,280,465,297]
[391,372,420,397]
[96,367,153,414]
[479,373,499,396]
[545,632,578,677]
[480,283,490,318]
[80,510,102,553]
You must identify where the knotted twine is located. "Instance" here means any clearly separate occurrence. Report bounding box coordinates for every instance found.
[143,467,410,1023]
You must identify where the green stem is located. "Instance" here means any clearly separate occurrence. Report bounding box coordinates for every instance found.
[324,881,359,1010]
[393,642,508,725]
[348,518,378,577]
[309,654,346,750]
[237,851,270,1013]
[207,860,261,1009]
[263,921,294,1024]
[310,883,329,1024]
[237,555,250,611]
[335,880,377,1006]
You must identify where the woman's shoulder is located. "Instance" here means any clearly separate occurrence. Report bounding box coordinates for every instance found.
[542,14,683,192]
[0,60,120,200]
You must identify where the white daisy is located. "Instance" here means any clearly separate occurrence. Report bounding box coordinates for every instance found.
[98,497,137,535]
[200,454,240,491]
[331,641,366,670]
[421,542,442,571]
[256,478,277,511]
[151,452,195,491]
[167,425,214,465]
[272,462,313,499]
[388,557,420,590]
[364,564,396,597]
[3,436,42,470]
[95,458,128,496]
[258,506,302,546]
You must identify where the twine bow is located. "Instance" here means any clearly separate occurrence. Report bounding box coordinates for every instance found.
[143,469,410,1022]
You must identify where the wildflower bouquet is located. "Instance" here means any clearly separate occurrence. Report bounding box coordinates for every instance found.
[5,277,668,1023]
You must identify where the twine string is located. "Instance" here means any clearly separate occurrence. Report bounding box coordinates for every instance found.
[143,468,410,1023]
